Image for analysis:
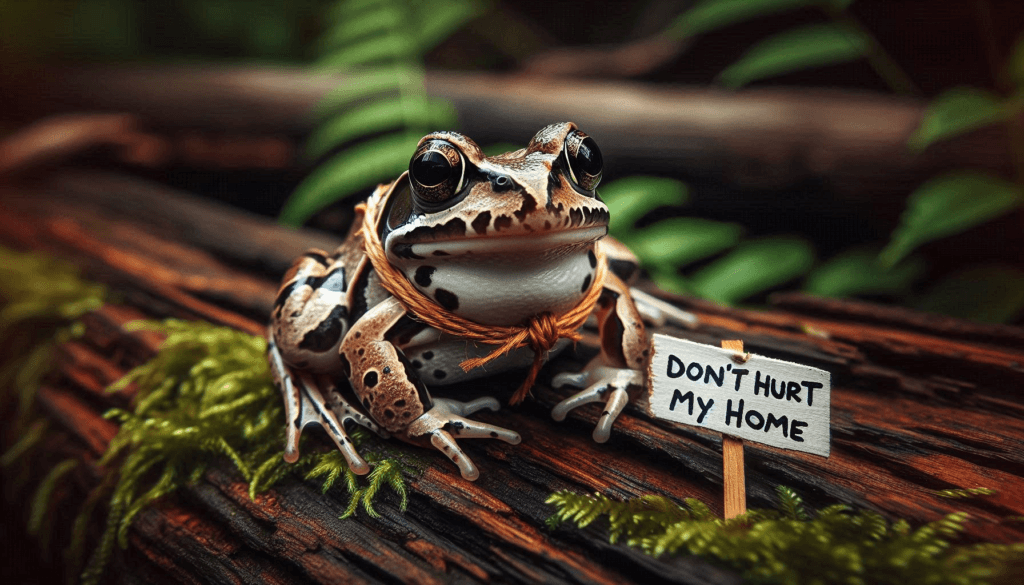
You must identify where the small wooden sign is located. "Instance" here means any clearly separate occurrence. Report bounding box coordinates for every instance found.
[647,334,831,458]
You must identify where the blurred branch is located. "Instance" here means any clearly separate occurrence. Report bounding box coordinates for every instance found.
[0,64,1015,195]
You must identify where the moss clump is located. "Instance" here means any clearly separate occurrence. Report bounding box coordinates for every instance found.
[80,319,414,585]
[547,486,1024,585]
[0,247,106,418]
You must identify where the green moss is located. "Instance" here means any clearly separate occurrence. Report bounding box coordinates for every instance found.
[79,319,416,585]
[0,247,106,419]
[547,486,1024,585]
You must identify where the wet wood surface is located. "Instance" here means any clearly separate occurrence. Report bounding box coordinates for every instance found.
[2,170,1024,584]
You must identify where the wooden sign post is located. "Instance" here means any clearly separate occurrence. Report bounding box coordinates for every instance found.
[646,334,831,519]
[720,339,746,519]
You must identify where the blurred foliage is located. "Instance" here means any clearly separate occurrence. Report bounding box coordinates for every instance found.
[547,486,1024,585]
[0,0,329,62]
[277,0,482,225]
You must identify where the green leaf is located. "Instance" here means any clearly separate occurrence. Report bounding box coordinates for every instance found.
[318,33,420,68]
[280,133,418,226]
[664,0,853,39]
[718,23,869,89]
[314,66,427,119]
[915,265,1024,323]
[689,236,815,304]
[804,247,925,298]
[306,97,455,160]
[599,177,689,237]
[651,268,691,296]
[410,0,486,52]
[880,172,1023,267]
[908,88,1006,151]
[630,218,743,268]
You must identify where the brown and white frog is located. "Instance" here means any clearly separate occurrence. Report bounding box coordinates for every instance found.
[268,122,694,480]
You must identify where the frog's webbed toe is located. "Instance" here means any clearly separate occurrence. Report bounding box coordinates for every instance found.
[551,365,642,443]
[407,397,521,481]
[269,338,371,475]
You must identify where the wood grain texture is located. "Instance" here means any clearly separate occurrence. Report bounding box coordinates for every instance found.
[2,171,1024,584]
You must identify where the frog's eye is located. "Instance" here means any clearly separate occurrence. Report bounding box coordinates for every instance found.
[409,139,466,207]
[562,130,603,192]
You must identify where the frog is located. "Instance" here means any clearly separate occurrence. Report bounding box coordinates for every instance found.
[268,122,695,480]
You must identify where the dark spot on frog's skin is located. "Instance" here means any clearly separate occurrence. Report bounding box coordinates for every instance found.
[602,411,611,417]
[444,421,466,435]
[569,207,583,227]
[472,211,492,235]
[412,359,422,369]
[363,371,378,388]
[588,249,597,268]
[423,351,434,360]
[362,397,371,409]
[581,274,592,293]
[544,220,552,230]
[355,332,361,338]
[514,193,537,222]
[434,288,459,310]
[298,305,348,352]
[415,266,435,287]
[490,431,498,438]
[404,218,467,242]
[383,366,391,375]
[434,369,447,380]
[358,348,364,356]
[290,310,301,318]
[494,215,513,232]
[546,173,560,207]
[635,356,644,364]
[384,409,395,420]
[304,251,330,266]
[393,243,423,260]
[642,349,649,357]
[395,399,406,407]
[273,281,297,309]
[432,250,450,256]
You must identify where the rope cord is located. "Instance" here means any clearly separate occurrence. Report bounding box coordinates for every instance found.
[359,188,607,404]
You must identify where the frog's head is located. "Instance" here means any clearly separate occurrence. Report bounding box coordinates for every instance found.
[380,122,608,262]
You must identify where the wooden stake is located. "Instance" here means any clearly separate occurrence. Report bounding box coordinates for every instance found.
[721,339,746,519]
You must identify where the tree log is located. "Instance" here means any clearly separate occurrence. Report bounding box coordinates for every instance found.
[2,65,1015,195]
[2,171,1023,584]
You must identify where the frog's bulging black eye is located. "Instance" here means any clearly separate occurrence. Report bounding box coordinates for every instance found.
[410,139,465,207]
[563,130,603,192]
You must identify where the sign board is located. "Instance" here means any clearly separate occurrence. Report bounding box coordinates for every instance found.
[647,334,831,457]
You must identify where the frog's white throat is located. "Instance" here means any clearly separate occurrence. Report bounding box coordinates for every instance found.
[397,241,600,327]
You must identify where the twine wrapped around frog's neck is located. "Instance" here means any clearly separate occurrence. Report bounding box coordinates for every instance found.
[359,186,607,405]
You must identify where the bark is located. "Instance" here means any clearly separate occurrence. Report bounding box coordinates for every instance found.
[1,171,1023,584]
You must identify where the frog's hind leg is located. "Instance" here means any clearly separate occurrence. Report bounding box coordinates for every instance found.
[268,332,370,474]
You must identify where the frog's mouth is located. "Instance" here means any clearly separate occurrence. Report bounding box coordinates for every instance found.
[405,225,607,257]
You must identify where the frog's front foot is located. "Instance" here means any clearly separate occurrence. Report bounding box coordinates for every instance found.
[407,397,521,481]
[551,365,642,443]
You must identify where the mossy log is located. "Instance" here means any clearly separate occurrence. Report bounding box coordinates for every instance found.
[1,171,1023,584]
